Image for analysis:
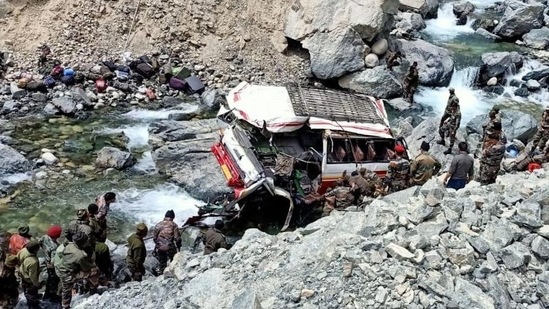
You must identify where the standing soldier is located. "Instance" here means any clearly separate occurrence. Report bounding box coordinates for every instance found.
[437,104,461,155]
[386,50,403,72]
[0,255,19,309]
[383,145,411,194]
[9,224,32,255]
[403,62,419,104]
[41,225,62,303]
[532,107,549,151]
[439,88,461,127]
[18,240,42,309]
[153,210,181,274]
[478,129,506,185]
[87,204,112,284]
[203,220,229,255]
[126,223,148,282]
[410,141,442,185]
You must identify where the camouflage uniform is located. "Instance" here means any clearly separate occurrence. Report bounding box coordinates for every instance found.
[532,109,549,150]
[153,218,181,274]
[478,139,506,185]
[439,93,461,129]
[403,65,419,103]
[386,51,402,71]
[438,109,460,150]
[410,152,442,185]
[383,157,411,193]
[41,235,61,302]
[349,175,375,202]
[358,168,382,197]
[0,255,18,309]
[323,186,354,216]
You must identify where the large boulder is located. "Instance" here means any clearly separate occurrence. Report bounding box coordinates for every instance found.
[302,27,366,79]
[493,1,544,39]
[465,110,538,142]
[285,0,399,79]
[395,39,454,87]
[51,97,78,115]
[95,147,136,170]
[398,0,439,19]
[477,52,523,84]
[393,12,426,38]
[338,66,403,99]
[0,144,31,174]
[453,2,475,18]
[522,27,549,50]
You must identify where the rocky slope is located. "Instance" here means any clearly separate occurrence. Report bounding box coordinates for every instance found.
[75,167,549,309]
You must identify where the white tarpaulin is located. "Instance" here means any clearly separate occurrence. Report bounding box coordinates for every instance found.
[223,82,392,138]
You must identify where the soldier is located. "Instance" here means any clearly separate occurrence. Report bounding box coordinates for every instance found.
[153,210,181,274]
[203,220,229,255]
[477,129,506,185]
[532,107,549,151]
[88,204,107,243]
[65,209,94,250]
[386,50,403,71]
[383,145,411,194]
[41,225,62,303]
[9,224,32,255]
[87,204,112,283]
[403,62,419,104]
[348,171,374,203]
[439,88,461,128]
[358,167,382,197]
[410,141,442,185]
[55,231,99,309]
[437,104,461,155]
[18,240,42,309]
[95,192,116,220]
[0,255,19,309]
[127,223,148,282]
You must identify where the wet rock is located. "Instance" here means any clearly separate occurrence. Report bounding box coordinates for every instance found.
[95,147,136,170]
[483,85,505,95]
[478,52,523,84]
[465,109,538,142]
[338,66,403,99]
[395,39,454,87]
[501,242,531,269]
[514,87,530,97]
[526,79,541,91]
[199,89,226,116]
[475,28,501,41]
[472,18,498,32]
[399,0,439,19]
[522,68,549,81]
[453,2,475,18]
[531,236,549,259]
[493,2,544,39]
[0,144,31,174]
[51,97,77,115]
[522,27,549,50]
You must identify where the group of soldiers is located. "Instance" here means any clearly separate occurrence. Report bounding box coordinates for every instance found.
[0,192,231,309]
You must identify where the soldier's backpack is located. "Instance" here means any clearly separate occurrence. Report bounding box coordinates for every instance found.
[169,77,188,91]
[44,75,56,88]
[184,76,205,94]
[135,62,155,78]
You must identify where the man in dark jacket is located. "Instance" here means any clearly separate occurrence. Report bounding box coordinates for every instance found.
[153,210,181,274]
[203,220,229,255]
[127,223,148,281]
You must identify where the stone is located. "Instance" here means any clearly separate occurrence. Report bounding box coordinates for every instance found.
[465,110,537,142]
[375,287,388,303]
[41,152,59,165]
[514,87,530,98]
[453,2,475,17]
[200,88,226,115]
[386,243,415,260]
[395,39,454,87]
[0,144,31,174]
[510,202,543,229]
[301,289,315,298]
[536,226,549,238]
[399,0,439,18]
[486,77,498,86]
[51,97,77,115]
[526,80,541,90]
[493,2,544,39]
[480,219,518,252]
[372,38,389,55]
[447,245,476,268]
[452,278,495,309]
[414,213,448,240]
[501,242,531,269]
[364,53,380,68]
[531,236,549,259]
[522,68,549,81]
[1,100,19,115]
[10,82,26,99]
[522,27,549,50]
[95,147,136,170]
[232,290,262,309]
[479,252,498,273]
[478,52,523,84]
[475,28,502,41]
[338,66,402,99]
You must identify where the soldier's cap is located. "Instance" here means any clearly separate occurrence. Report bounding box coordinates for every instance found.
[448,87,455,93]
[394,145,406,155]
[136,223,148,233]
[76,209,88,220]
[18,224,30,235]
[4,255,18,269]
[25,240,41,252]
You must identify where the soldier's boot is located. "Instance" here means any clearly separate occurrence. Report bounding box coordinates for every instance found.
[443,148,452,155]
[436,139,446,146]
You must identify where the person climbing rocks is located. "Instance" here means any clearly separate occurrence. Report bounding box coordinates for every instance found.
[385,50,403,72]
[55,231,99,309]
[41,225,62,303]
[203,220,229,255]
[18,240,42,309]
[444,142,475,190]
[437,103,461,155]
[9,224,32,255]
[0,255,19,309]
[440,87,461,128]
[88,204,107,243]
[383,145,410,194]
[153,210,181,274]
[85,204,112,284]
[532,107,549,151]
[410,141,442,186]
[358,167,383,197]
[403,62,419,104]
[127,223,148,282]
[95,192,116,220]
[478,128,506,185]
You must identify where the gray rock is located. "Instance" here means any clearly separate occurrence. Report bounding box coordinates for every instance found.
[231,290,262,309]
[394,12,426,38]
[480,219,519,252]
[526,79,541,90]
[372,38,389,55]
[514,87,530,97]
[452,278,495,309]
[382,186,420,203]
[414,213,448,239]
[1,100,19,115]
[10,82,26,99]
[536,226,549,238]
[531,236,549,259]
[465,109,537,142]
[361,200,400,236]
[364,53,380,68]
[486,275,512,308]
[510,202,544,229]
[395,39,454,87]
[493,2,545,39]
[0,144,31,174]
[479,252,498,273]
[338,66,403,99]
[478,52,523,84]
[522,27,549,50]
[52,97,77,114]
[475,28,502,41]
[537,272,549,300]
[501,242,531,269]
[200,89,226,115]
[95,147,136,170]
[521,68,549,81]
[302,27,366,79]
[43,103,59,115]
[386,243,415,260]
[453,2,475,17]
[399,0,439,18]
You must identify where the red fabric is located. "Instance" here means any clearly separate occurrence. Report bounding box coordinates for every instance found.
[528,162,541,172]
[9,234,29,255]
[394,145,406,155]
[47,225,62,239]
[95,78,107,93]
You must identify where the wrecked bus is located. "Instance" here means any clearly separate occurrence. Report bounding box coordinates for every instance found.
[192,82,409,231]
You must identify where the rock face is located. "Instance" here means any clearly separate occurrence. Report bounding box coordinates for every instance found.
[453,2,475,17]
[522,27,549,50]
[285,0,399,79]
[51,97,78,115]
[339,66,403,99]
[395,39,454,87]
[75,167,549,309]
[394,12,426,38]
[478,52,523,84]
[493,2,544,39]
[0,143,31,174]
[399,0,439,19]
[95,147,136,170]
[465,110,538,142]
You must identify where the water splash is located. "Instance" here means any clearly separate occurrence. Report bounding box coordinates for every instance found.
[122,104,199,120]
[98,125,150,150]
[133,151,157,173]
[423,2,475,40]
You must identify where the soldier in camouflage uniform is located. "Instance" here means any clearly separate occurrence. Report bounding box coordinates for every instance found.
[41,225,62,303]
[439,88,461,127]
[0,255,19,309]
[403,62,419,104]
[383,145,411,194]
[532,107,549,151]
[437,104,461,155]
[477,129,506,185]
[323,184,354,216]
[153,210,181,274]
